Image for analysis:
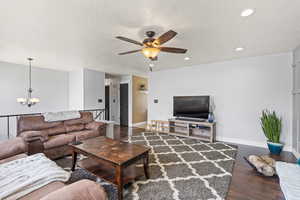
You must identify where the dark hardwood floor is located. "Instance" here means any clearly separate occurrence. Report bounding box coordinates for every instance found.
[113,126,296,200]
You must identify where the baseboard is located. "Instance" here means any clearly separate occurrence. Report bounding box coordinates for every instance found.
[216,136,292,152]
[132,121,147,127]
[292,148,300,159]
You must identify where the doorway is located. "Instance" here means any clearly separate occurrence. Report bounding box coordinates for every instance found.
[120,83,129,126]
[105,86,110,120]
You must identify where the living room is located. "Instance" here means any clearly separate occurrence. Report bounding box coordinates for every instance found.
[0,1,300,200]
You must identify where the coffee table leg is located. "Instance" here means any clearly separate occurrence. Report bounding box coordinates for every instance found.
[143,152,150,179]
[116,165,123,200]
[71,151,77,171]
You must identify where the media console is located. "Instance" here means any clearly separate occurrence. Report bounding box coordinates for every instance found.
[168,118,216,142]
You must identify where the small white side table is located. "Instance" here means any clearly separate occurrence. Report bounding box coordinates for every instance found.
[97,120,115,139]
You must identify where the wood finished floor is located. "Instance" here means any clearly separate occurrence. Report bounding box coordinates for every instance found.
[113,126,296,200]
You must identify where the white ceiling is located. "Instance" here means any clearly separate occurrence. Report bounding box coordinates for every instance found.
[1,0,300,73]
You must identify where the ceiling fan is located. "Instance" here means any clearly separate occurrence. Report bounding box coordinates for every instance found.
[116,30,187,61]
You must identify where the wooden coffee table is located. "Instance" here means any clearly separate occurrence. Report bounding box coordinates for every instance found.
[69,136,150,200]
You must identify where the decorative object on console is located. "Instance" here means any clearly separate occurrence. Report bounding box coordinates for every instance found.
[208,112,214,123]
[139,84,148,94]
[260,110,283,155]
[17,58,40,107]
[208,97,216,123]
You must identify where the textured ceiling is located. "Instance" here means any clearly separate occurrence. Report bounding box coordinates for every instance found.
[0,0,300,73]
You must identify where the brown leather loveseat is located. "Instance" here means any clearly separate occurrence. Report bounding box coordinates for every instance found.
[17,112,106,159]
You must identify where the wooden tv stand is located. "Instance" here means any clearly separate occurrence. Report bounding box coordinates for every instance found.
[168,118,216,142]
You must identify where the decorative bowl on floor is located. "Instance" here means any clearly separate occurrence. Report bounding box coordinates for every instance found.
[267,141,283,155]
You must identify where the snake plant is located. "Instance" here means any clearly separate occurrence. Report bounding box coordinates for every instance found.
[260,110,282,143]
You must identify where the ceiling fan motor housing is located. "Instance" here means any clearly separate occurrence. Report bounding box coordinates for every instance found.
[146,31,156,38]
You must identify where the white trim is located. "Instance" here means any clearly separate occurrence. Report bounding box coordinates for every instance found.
[292,148,300,159]
[216,136,292,152]
[132,121,147,127]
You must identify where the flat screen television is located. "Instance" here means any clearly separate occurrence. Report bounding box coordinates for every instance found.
[173,96,210,119]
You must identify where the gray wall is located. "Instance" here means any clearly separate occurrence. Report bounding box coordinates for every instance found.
[83,69,105,110]
[0,61,69,139]
[148,53,293,150]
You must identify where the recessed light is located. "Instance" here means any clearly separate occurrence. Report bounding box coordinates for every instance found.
[184,57,190,60]
[241,9,254,17]
[149,63,154,67]
[235,47,244,52]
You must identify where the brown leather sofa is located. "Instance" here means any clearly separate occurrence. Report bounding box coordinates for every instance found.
[17,112,106,159]
[0,154,107,200]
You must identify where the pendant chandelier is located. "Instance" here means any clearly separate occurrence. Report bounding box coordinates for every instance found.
[17,58,40,107]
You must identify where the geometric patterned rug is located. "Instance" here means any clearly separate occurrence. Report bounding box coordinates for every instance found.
[126,131,238,200]
[55,132,237,200]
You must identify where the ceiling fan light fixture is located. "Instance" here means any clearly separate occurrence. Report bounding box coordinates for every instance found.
[142,47,160,59]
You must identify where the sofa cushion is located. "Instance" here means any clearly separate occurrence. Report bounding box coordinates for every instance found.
[0,138,28,160]
[64,112,93,126]
[44,134,75,149]
[70,130,99,141]
[40,180,107,200]
[65,124,85,133]
[18,115,63,134]
[45,125,66,136]
[20,181,65,200]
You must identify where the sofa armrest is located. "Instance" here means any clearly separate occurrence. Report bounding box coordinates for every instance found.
[0,154,27,165]
[85,121,106,132]
[40,179,107,200]
[20,130,49,142]
[0,138,27,160]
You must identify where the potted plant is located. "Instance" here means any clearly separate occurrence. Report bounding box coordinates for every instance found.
[260,110,283,155]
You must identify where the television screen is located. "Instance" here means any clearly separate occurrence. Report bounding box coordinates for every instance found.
[173,96,210,119]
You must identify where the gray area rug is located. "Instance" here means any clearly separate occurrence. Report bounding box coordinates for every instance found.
[56,132,237,200]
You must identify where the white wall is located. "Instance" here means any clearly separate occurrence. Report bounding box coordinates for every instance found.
[69,69,84,110]
[0,61,69,139]
[83,69,105,110]
[148,53,293,150]
[69,68,105,110]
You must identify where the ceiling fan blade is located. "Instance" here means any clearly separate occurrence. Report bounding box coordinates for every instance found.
[155,30,177,45]
[118,49,141,55]
[160,47,187,53]
[116,36,143,46]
